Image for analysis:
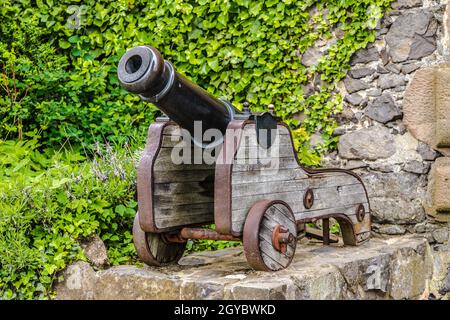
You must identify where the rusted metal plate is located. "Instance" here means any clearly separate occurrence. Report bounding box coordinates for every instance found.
[214,120,248,235]
[137,122,168,233]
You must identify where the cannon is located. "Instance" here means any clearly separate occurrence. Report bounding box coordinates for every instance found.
[118,46,371,271]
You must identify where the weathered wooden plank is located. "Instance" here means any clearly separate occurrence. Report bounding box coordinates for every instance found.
[231,168,307,184]
[231,177,362,197]
[231,168,359,185]
[235,143,296,159]
[154,181,213,195]
[154,208,214,222]
[153,124,216,230]
[155,213,213,229]
[154,160,214,172]
[232,202,369,234]
[154,201,214,229]
[233,157,299,171]
[264,205,295,226]
[154,145,218,169]
[231,190,366,214]
[273,203,296,223]
[260,252,285,271]
[155,146,216,163]
[154,191,214,207]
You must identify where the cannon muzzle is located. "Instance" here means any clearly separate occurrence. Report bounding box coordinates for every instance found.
[118,46,236,146]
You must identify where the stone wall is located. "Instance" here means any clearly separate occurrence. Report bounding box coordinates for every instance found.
[323,0,450,249]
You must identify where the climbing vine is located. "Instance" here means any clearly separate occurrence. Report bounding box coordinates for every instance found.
[1,0,391,163]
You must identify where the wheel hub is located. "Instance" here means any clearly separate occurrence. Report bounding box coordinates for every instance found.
[272,224,295,254]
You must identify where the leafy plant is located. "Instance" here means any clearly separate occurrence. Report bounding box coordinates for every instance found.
[0,139,138,299]
[0,0,156,148]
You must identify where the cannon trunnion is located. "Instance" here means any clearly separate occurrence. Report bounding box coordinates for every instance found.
[118,46,371,271]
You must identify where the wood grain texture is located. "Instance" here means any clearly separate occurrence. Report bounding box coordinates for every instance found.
[152,125,216,230]
[229,124,370,239]
[258,204,296,271]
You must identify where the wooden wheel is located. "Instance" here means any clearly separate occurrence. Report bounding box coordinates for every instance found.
[243,200,297,271]
[132,212,186,266]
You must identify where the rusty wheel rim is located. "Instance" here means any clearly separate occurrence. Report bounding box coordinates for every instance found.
[243,200,297,271]
[132,212,186,266]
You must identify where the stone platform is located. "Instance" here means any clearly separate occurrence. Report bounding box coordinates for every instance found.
[56,235,450,300]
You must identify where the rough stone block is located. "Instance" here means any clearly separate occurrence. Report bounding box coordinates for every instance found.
[358,171,426,224]
[386,10,436,62]
[435,69,450,148]
[404,64,450,156]
[338,126,396,161]
[55,262,97,300]
[226,281,289,300]
[391,0,422,10]
[80,235,109,268]
[425,157,450,221]
[365,93,402,124]
[389,241,433,299]
[56,236,441,300]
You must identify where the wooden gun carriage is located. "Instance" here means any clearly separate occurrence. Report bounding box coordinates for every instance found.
[118,46,371,271]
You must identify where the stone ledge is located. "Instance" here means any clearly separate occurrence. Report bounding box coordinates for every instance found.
[55,235,450,300]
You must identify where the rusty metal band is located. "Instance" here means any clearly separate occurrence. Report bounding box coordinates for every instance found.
[243,199,296,271]
[137,121,169,233]
[132,213,162,266]
[214,120,249,235]
[140,60,175,103]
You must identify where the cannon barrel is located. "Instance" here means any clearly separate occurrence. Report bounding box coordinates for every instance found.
[117,46,236,145]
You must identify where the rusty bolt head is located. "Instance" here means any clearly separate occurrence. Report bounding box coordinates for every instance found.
[304,188,314,209]
[272,224,295,254]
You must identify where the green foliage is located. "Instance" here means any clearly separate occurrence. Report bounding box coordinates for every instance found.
[186,239,240,253]
[0,139,138,299]
[0,0,392,163]
[0,0,156,147]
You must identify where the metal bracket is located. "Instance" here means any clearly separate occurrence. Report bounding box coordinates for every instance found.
[255,112,278,149]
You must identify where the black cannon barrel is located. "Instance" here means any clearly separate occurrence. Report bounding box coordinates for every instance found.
[117,46,236,145]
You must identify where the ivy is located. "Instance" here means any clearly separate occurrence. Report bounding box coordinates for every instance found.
[1,0,391,164]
